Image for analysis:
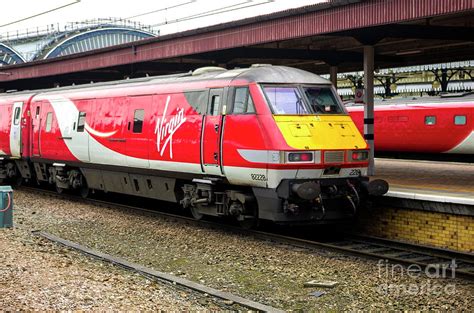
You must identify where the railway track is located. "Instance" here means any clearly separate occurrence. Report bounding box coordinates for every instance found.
[19,185,474,280]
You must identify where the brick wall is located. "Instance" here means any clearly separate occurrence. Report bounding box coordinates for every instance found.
[357,207,474,253]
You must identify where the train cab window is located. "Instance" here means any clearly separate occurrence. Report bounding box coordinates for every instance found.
[13,107,21,125]
[425,116,436,125]
[302,87,343,114]
[45,113,53,132]
[77,112,86,132]
[133,109,144,133]
[209,95,220,116]
[263,86,308,114]
[454,115,466,125]
[233,87,255,114]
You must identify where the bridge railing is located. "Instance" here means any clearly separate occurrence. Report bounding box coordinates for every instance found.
[0,17,159,43]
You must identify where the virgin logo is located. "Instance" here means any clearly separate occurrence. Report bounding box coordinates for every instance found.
[155,96,187,159]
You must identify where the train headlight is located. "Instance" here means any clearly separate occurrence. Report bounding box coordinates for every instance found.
[284,151,321,164]
[288,152,313,162]
[350,150,369,161]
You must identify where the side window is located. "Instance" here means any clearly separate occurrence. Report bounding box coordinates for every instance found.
[77,112,86,132]
[233,88,247,114]
[209,95,220,116]
[454,115,466,125]
[13,107,21,125]
[247,94,255,113]
[233,87,255,114]
[45,113,53,132]
[184,90,207,114]
[133,109,144,133]
[425,116,436,125]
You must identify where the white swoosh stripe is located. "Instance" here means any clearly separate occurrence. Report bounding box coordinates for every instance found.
[445,131,474,154]
[85,123,117,138]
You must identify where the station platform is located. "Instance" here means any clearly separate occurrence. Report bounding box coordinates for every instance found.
[356,158,474,253]
[373,158,474,207]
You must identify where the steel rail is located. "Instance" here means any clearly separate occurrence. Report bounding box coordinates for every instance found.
[33,230,284,313]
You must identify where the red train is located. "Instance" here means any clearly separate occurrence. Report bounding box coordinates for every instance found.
[0,65,387,225]
[346,94,474,154]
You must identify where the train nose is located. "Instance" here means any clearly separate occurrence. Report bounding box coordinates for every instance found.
[367,179,389,196]
[292,181,321,200]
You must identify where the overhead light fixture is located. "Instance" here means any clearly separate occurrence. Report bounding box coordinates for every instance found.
[395,50,422,56]
[313,61,326,66]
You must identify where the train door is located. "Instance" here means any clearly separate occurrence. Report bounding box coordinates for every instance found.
[9,102,23,157]
[68,99,91,162]
[32,102,42,157]
[202,88,224,175]
[126,95,150,168]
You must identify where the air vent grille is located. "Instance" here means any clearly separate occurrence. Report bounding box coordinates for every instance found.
[324,151,344,163]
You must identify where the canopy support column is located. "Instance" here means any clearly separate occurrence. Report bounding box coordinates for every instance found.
[363,45,375,176]
[329,65,338,88]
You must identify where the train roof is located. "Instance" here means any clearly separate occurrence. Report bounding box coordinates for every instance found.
[345,92,474,111]
[0,65,330,99]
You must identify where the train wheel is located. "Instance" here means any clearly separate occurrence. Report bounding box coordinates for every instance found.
[238,218,257,229]
[190,206,204,220]
[13,175,23,187]
[79,183,89,199]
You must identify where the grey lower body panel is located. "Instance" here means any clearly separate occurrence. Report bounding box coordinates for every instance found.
[81,168,178,203]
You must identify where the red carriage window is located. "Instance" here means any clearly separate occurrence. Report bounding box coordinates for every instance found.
[425,116,436,125]
[133,109,144,133]
[454,115,466,125]
[77,112,86,132]
[45,113,53,132]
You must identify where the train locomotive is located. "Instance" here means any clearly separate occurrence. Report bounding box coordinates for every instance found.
[0,65,387,225]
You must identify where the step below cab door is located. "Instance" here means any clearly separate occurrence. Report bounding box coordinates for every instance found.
[201,88,225,175]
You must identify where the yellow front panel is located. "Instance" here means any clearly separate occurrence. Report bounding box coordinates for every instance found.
[274,115,368,150]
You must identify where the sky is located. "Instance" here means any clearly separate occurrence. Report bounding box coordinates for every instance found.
[0,0,324,37]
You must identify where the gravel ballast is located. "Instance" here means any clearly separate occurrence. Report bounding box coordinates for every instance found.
[2,189,473,310]
[0,228,213,310]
